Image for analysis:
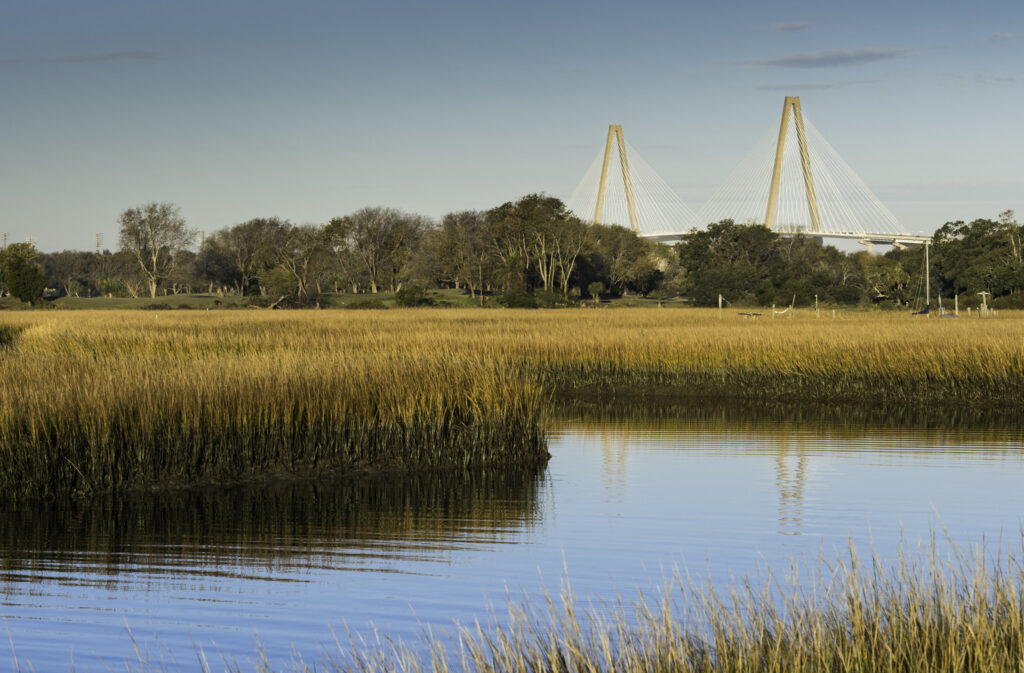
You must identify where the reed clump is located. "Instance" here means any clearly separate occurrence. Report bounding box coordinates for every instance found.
[0,323,21,348]
[0,312,547,498]
[334,538,1024,673]
[2,308,1022,498]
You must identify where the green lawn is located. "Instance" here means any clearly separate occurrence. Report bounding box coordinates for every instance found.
[1,288,689,310]
[51,294,249,310]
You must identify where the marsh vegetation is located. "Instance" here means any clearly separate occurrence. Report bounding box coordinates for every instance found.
[1,309,1021,498]
[328,537,1024,673]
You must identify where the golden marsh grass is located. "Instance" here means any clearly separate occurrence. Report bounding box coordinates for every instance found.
[0,310,547,498]
[1,308,1022,497]
[331,536,1024,673]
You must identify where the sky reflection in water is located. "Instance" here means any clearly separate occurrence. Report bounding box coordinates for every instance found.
[2,403,1023,671]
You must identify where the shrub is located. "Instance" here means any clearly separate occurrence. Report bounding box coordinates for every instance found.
[500,291,537,309]
[344,299,388,310]
[394,284,434,307]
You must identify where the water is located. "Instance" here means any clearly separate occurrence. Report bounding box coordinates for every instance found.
[2,405,1023,671]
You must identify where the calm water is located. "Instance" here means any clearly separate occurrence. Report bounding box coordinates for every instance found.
[2,406,1024,671]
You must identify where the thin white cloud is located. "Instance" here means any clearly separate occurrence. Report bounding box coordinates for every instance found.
[975,73,1023,84]
[0,51,164,65]
[771,22,811,33]
[739,48,907,69]
[990,32,1024,41]
[757,78,881,91]
[945,72,1024,85]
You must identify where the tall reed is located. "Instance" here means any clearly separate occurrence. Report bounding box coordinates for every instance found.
[0,312,547,498]
[2,308,1022,498]
[330,536,1024,673]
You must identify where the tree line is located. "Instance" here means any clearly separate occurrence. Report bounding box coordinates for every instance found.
[1,196,1021,310]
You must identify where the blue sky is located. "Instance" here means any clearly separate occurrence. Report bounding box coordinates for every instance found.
[1,0,1022,250]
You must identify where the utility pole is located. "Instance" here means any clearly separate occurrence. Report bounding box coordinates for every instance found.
[978,291,990,316]
[924,241,930,315]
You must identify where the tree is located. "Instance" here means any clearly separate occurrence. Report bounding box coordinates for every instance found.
[118,202,196,298]
[550,216,592,298]
[923,214,1024,301]
[201,218,285,295]
[6,257,45,303]
[39,250,93,297]
[485,194,584,295]
[676,220,778,306]
[439,211,495,300]
[0,243,45,304]
[324,208,427,293]
[0,243,40,298]
[269,223,328,303]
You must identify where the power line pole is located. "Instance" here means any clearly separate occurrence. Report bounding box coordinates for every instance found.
[95,233,104,254]
[924,240,930,313]
[1,233,7,250]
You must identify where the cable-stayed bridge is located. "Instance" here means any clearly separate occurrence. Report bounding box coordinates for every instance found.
[566,97,929,248]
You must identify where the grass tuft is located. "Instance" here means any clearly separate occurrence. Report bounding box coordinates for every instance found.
[336,535,1024,673]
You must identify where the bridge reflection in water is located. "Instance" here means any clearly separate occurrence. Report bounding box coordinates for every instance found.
[557,399,1024,538]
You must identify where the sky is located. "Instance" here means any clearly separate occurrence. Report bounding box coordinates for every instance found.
[1,0,1022,251]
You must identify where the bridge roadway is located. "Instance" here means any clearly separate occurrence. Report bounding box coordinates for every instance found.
[642,230,932,248]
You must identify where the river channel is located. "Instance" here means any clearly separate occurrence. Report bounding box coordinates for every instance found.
[2,403,1023,671]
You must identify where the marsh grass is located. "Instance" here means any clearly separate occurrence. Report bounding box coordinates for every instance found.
[57,535,1024,672]
[324,535,1024,673]
[0,312,547,498]
[0,324,21,348]
[2,308,1022,497]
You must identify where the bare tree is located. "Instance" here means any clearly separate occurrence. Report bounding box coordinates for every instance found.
[441,211,494,301]
[325,208,427,293]
[202,218,285,295]
[118,202,195,298]
[551,217,592,298]
[272,224,327,299]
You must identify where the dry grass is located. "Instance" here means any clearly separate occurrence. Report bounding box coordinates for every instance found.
[326,535,1024,673]
[0,311,547,498]
[1,308,1021,497]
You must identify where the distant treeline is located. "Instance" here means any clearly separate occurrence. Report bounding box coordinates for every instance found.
[1,195,1021,309]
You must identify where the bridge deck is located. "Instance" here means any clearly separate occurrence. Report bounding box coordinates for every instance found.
[642,231,931,247]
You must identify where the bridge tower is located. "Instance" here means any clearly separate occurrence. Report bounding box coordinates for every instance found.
[765,96,822,234]
[594,125,640,233]
[567,125,699,236]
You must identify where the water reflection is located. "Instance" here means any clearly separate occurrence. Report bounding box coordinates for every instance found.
[0,468,547,590]
[599,430,629,504]
[3,401,1024,672]
[775,442,808,535]
[556,398,1024,538]
[557,396,1024,439]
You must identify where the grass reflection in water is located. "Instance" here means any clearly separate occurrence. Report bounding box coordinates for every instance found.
[0,467,547,587]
